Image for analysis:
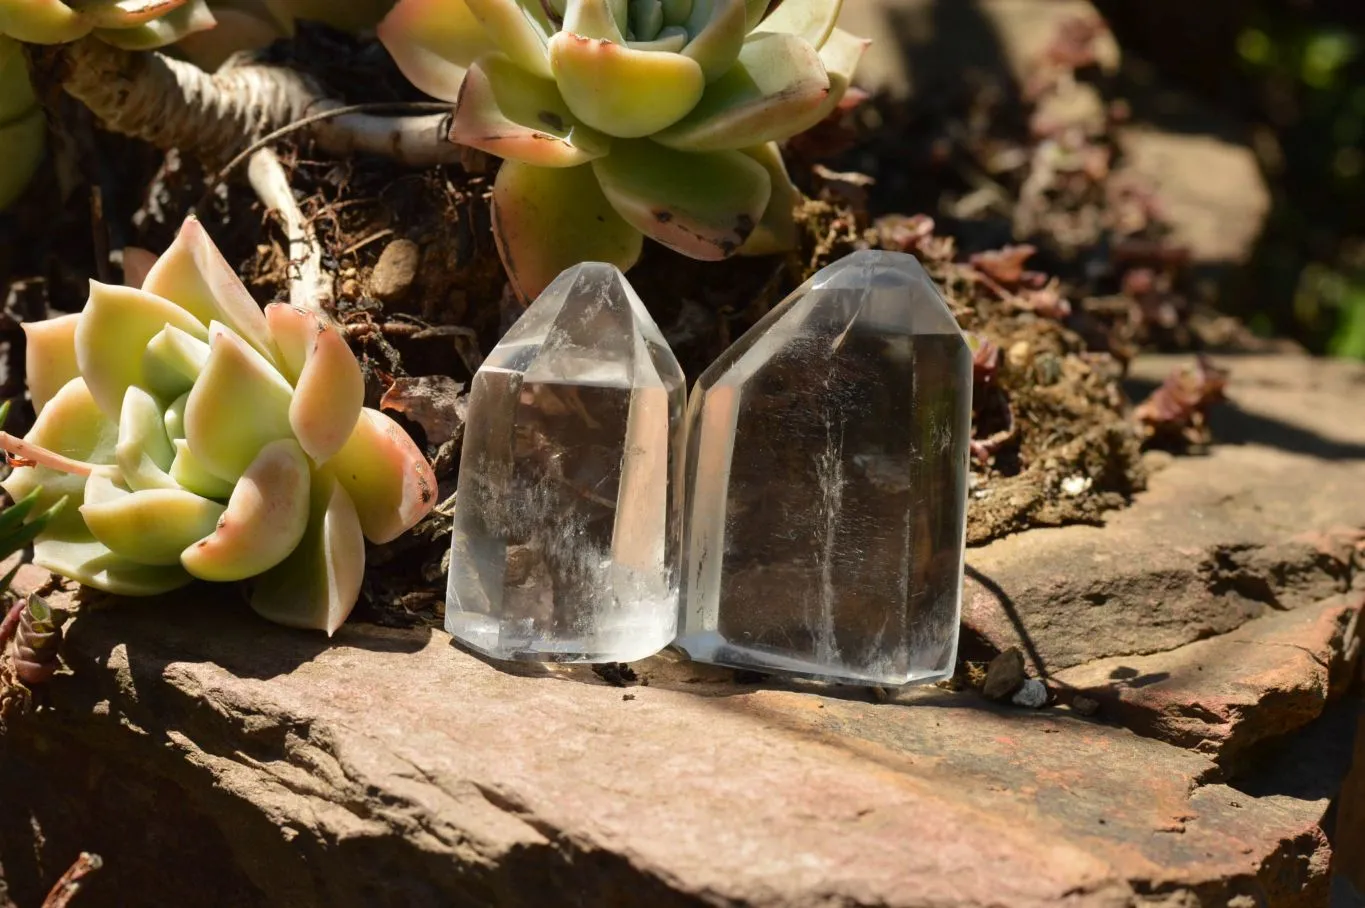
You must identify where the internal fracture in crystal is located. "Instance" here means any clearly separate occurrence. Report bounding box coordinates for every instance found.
[446,263,685,663]
[674,250,972,686]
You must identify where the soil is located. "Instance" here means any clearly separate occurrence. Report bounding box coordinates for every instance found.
[0,18,1255,630]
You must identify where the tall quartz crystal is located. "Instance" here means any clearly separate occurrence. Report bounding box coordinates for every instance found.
[447,263,685,662]
[675,251,972,686]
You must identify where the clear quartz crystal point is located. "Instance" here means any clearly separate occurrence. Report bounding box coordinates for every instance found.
[675,250,972,687]
[446,263,686,663]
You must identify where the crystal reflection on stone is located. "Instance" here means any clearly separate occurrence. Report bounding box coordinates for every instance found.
[446,263,685,663]
[675,250,972,687]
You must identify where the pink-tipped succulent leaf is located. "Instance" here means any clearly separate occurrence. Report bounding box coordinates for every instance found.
[0,217,438,633]
[378,0,866,299]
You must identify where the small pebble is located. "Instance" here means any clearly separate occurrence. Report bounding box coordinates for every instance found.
[982,647,1026,700]
[368,239,421,303]
[1072,695,1100,717]
[1061,475,1092,497]
[622,693,636,702]
[1011,678,1049,709]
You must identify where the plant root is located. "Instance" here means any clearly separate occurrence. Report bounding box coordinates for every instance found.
[30,37,463,168]
[247,148,332,313]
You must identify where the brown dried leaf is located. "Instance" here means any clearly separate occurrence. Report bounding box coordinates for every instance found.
[380,376,467,448]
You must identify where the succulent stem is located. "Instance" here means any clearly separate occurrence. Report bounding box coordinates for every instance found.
[0,599,21,656]
[0,432,98,477]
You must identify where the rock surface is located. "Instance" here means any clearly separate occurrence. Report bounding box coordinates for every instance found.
[0,352,1361,908]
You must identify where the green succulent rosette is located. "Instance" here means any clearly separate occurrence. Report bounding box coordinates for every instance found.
[378,0,867,298]
[1,217,437,634]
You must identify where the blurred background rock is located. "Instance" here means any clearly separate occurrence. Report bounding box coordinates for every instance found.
[837,0,1365,359]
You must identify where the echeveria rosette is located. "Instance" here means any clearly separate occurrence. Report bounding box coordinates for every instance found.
[0,216,437,635]
[377,0,868,299]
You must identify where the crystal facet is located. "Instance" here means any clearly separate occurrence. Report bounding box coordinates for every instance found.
[675,250,972,686]
[447,263,686,663]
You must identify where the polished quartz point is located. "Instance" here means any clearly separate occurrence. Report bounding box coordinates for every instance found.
[674,250,972,687]
[447,263,685,663]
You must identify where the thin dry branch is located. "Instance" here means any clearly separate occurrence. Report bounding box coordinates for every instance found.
[247,148,332,313]
[41,852,104,908]
[31,37,463,168]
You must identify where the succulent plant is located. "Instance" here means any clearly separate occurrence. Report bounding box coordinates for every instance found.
[0,0,216,46]
[0,35,43,209]
[0,216,437,634]
[377,0,867,298]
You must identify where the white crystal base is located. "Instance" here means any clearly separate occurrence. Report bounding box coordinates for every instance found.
[674,631,953,688]
[449,610,677,664]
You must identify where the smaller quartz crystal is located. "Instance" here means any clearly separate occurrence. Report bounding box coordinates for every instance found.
[447,263,685,663]
[674,250,973,687]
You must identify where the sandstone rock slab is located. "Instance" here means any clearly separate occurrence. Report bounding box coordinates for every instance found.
[964,355,1365,673]
[1055,592,1363,766]
[0,590,1338,908]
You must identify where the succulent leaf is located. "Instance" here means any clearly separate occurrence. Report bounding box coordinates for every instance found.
[250,469,365,636]
[0,0,87,43]
[0,35,36,123]
[265,304,365,463]
[329,408,437,544]
[115,385,178,491]
[806,27,869,120]
[376,0,494,100]
[184,323,295,482]
[93,0,214,49]
[465,0,553,78]
[450,53,611,167]
[652,30,830,151]
[164,391,189,440]
[0,108,45,211]
[736,142,799,255]
[750,0,838,48]
[180,438,310,581]
[549,30,704,137]
[681,0,745,82]
[562,0,623,41]
[81,471,226,566]
[662,0,692,26]
[32,529,192,595]
[83,0,190,28]
[142,324,211,400]
[172,7,289,71]
[592,139,770,259]
[169,438,237,499]
[21,313,80,416]
[141,217,276,362]
[1,378,117,523]
[492,160,643,300]
[75,281,208,419]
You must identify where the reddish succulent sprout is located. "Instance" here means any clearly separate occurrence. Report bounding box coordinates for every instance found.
[0,594,63,686]
[0,598,21,657]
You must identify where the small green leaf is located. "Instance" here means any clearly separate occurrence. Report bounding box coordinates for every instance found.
[549,31,704,137]
[116,385,178,491]
[450,53,611,168]
[168,439,236,499]
[183,323,295,482]
[265,304,364,463]
[592,139,770,259]
[142,324,211,400]
[250,468,365,636]
[81,472,225,566]
[20,314,80,416]
[180,439,310,582]
[376,0,495,101]
[464,0,553,78]
[328,408,437,544]
[74,281,208,419]
[492,160,643,301]
[750,0,841,49]
[682,0,746,82]
[652,30,830,151]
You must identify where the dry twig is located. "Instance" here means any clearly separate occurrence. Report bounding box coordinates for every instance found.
[41,852,104,908]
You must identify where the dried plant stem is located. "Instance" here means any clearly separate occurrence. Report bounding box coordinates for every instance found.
[0,433,97,477]
[32,37,462,167]
[41,852,104,908]
[247,148,332,313]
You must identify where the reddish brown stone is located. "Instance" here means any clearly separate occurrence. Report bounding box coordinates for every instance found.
[1338,711,1365,894]
[1055,593,1364,766]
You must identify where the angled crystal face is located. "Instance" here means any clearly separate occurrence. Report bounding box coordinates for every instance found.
[675,250,972,686]
[447,263,686,663]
